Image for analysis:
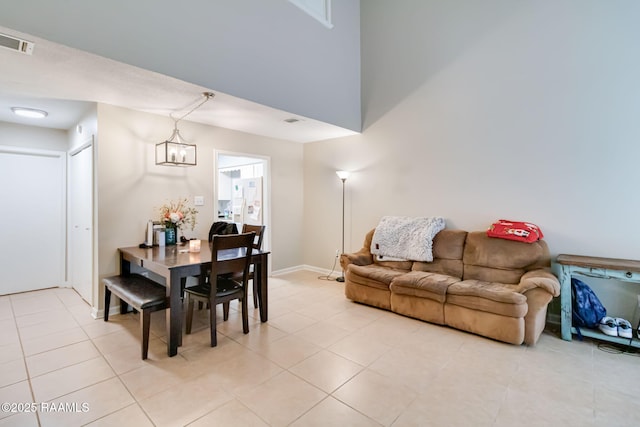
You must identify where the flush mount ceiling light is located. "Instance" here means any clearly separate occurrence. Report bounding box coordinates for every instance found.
[11,107,48,119]
[155,92,215,167]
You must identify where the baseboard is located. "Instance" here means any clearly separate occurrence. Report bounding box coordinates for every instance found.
[271,264,342,280]
[93,305,133,320]
[270,265,306,276]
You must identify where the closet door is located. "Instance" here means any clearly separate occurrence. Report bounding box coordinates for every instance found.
[0,147,65,294]
[69,141,93,303]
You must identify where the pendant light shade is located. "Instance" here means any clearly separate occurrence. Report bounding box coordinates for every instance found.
[155,128,197,166]
[155,92,214,167]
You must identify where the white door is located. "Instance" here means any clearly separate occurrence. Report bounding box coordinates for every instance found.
[0,147,65,295]
[69,142,93,303]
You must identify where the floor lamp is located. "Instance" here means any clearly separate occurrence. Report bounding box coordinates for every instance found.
[336,171,350,282]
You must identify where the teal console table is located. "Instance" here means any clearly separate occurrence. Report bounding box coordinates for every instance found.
[557,254,640,347]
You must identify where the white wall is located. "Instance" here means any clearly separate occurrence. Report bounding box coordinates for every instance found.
[68,105,98,152]
[0,0,361,132]
[96,104,304,288]
[303,1,640,315]
[0,121,68,150]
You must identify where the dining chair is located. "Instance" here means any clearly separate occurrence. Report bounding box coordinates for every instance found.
[182,220,239,301]
[184,232,255,347]
[102,274,168,360]
[241,224,266,308]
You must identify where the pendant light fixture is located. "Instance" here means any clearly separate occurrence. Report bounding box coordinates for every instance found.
[155,92,215,166]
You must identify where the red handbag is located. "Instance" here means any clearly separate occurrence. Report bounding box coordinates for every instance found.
[487,219,543,243]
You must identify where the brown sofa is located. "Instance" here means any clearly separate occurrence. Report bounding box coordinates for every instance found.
[340,228,560,345]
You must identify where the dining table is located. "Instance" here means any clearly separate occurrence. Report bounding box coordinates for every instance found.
[118,241,270,357]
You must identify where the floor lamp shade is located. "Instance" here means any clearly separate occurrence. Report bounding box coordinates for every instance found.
[336,170,350,181]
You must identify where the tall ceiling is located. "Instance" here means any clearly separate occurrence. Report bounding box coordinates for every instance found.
[0,25,358,143]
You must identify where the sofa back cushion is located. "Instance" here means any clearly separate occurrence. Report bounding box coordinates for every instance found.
[412,229,467,278]
[462,231,551,284]
[366,228,413,270]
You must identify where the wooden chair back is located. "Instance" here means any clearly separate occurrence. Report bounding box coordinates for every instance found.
[241,224,265,250]
[209,232,255,280]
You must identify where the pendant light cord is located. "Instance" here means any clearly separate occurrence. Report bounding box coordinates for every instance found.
[170,92,215,128]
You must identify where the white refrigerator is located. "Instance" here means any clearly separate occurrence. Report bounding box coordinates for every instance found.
[232,177,263,226]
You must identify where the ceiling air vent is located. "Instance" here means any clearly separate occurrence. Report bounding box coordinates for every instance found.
[284,118,300,123]
[0,33,34,55]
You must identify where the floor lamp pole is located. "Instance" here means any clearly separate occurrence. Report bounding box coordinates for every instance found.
[336,172,348,282]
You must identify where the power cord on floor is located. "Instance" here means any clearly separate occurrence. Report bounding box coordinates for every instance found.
[596,342,640,357]
[318,252,341,281]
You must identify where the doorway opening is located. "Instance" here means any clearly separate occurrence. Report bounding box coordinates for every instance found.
[214,150,270,253]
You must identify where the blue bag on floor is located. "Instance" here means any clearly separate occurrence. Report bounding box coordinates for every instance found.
[571,278,606,332]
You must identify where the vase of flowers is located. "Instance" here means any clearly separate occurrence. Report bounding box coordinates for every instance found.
[158,198,198,245]
[165,224,177,245]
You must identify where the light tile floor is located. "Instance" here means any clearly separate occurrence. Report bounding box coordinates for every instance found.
[1,270,640,426]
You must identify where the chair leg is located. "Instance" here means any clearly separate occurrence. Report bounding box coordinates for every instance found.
[104,287,111,321]
[253,281,259,309]
[141,308,151,360]
[223,302,230,321]
[209,296,217,347]
[185,294,194,335]
[242,296,249,334]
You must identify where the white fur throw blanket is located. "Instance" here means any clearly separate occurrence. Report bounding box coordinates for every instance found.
[371,216,446,262]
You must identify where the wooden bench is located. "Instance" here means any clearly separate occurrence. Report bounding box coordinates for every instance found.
[103,274,168,359]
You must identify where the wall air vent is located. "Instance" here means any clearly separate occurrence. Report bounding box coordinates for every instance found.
[0,33,35,55]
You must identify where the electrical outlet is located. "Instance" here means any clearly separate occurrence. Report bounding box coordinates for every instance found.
[335,249,340,257]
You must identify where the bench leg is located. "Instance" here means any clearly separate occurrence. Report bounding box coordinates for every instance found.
[120,299,129,315]
[104,287,111,321]
[141,309,151,360]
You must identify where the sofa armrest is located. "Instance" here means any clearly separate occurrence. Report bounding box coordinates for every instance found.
[516,269,560,297]
[340,228,375,271]
[340,249,374,270]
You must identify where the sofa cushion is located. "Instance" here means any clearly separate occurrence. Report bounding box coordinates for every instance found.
[412,259,464,279]
[446,280,527,317]
[462,231,549,284]
[411,229,466,278]
[390,271,459,303]
[433,229,468,260]
[347,264,408,291]
[373,259,414,270]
